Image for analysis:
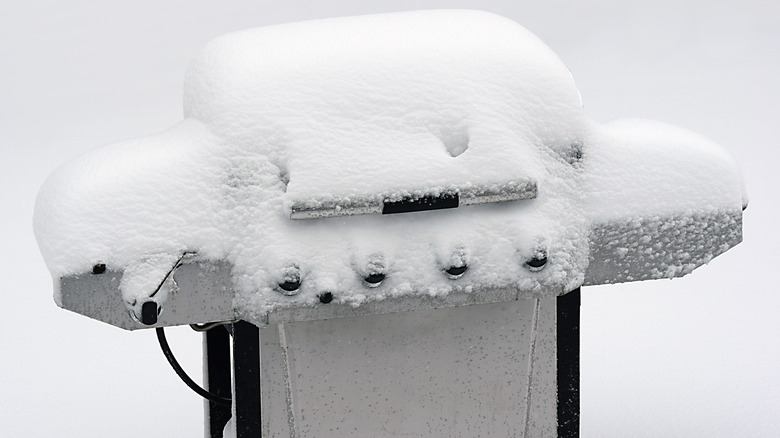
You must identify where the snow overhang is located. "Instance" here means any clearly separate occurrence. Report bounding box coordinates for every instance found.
[34,10,745,330]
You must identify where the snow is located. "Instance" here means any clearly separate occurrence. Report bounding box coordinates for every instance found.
[585,118,746,220]
[32,10,744,326]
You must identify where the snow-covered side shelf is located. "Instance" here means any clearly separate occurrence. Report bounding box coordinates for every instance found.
[33,10,745,330]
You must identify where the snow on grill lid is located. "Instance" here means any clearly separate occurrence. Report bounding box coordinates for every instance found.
[182,10,585,212]
[33,10,744,329]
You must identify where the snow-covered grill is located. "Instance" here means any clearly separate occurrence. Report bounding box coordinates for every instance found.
[34,10,745,438]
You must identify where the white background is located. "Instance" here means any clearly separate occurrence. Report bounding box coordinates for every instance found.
[2,1,778,436]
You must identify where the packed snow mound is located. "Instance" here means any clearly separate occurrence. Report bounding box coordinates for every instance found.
[33,10,745,327]
[182,9,586,206]
[585,118,745,220]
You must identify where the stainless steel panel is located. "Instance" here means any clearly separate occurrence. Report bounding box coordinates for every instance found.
[585,210,742,285]
[259,298,557,437]
[59,260,234,330]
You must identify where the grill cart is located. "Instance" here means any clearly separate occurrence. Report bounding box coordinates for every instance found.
[34,10,746,438]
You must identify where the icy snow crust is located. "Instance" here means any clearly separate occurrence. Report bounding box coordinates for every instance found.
[33,10,745,325]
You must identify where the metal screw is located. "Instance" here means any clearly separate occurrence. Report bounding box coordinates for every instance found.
[278,265,301,295]
[525,249,548,272]
[279,280,300,294]
[445,265,468,279]
[364,273,385,287]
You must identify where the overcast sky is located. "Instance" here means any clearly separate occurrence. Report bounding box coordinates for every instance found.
[2,1,778,436]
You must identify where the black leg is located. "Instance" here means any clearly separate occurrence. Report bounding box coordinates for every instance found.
[205,326,233,438]
[233,321,261,438]
[557,288,580,438]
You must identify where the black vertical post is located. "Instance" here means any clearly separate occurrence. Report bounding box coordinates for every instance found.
[205,326,233,438]
[234,321,262,438]
[557,287,580,438]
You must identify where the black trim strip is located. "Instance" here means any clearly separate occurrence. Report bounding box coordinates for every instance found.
[557,288,580,438]
[234,321,262,438]
[382,192,459,214]
[206,327,233,438]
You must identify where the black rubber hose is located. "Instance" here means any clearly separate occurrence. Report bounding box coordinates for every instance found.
[156,327,232,406]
